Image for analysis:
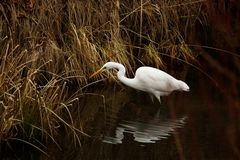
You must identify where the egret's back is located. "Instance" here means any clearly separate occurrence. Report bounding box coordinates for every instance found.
[134,66,179,93]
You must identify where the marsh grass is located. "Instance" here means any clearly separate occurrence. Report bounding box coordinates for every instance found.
[0,0,204,154]
[0,41,85,155]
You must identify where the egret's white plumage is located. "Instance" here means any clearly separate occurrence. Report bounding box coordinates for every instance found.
[90,62,189,103]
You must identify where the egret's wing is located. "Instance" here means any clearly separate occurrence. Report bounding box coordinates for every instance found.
[135,67,177,92]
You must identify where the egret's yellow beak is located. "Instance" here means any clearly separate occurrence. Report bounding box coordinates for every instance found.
[89,67,104,78]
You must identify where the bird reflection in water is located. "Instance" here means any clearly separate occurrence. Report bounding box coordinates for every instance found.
[102,109,187,144]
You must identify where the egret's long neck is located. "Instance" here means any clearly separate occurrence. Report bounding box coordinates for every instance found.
[115,63,137,89]
[115,63,126,78]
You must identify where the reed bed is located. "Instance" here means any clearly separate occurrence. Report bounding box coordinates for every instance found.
[0,0,203,153]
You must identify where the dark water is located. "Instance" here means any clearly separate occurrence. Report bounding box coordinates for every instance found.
[45,71,240,160]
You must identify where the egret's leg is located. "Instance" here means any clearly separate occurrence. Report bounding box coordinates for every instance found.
[150,94,155,102]
[156,96,161,103]
[153,91,161,103]
[154,108,161,117]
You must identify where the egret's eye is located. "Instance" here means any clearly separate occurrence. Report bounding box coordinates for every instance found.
[102,66,107,71]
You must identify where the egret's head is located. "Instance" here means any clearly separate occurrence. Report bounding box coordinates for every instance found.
[89,62,118,78]
[102,62,115,70]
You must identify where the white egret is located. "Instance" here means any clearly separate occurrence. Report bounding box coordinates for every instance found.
[90,62,189,103]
